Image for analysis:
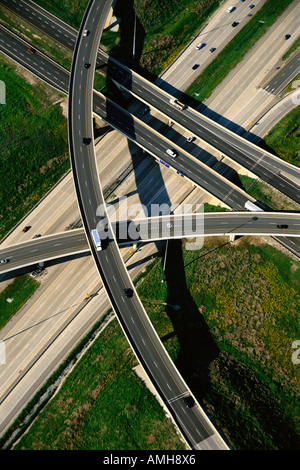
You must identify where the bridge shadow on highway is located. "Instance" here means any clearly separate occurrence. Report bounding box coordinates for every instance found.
[163,239,220,399]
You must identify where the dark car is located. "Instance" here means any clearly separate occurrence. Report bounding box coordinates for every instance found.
[192,64,199,70]
[22,226,31,233]
[249,4,255,9]
[33,234,41,239]
[284,34,291,40]
[231,21,239,27]
[84,63,91,69]
[124,288,133,298]
[209,47,216,53]
[83,137,91,145]
[141,106,149,116]
[277,224,289,229]
[183,395,195,408]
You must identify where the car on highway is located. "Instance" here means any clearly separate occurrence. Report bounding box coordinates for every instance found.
[83,29,89,37]
[187,136,195,143]
[195,42,205,50]
[183,395,195,408]
[231,21,239,27]
[83,137,91,145]
[84,63,91,69]
[27,47,36,54]
[166,148,178,158]
[277,224,289,229]
[22,226,31,233]
[284,34,291,40]
[249,4,255,9]
[124,288,133,298]
[192,64,199,70]
[140,106,149,116]
[33,234,41,239]
[0,259,9,264]
[209,47,216,53]
[227,6,235,12]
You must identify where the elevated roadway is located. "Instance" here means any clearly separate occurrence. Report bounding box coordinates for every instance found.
[1,212,300,275]
[2,0,300,201]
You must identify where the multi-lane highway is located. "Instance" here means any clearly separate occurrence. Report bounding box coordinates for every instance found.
[2,0,300,200]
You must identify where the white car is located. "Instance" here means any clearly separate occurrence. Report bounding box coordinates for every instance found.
[83,29,89,37]
[0,259,8,264]
[195,42,204,50]
[166,148,178,158]
[227,6,235,12]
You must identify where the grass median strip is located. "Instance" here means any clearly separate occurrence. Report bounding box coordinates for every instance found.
[0,275,39,330]
[186,0,295,102]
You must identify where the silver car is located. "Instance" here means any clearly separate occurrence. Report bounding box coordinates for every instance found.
[166,148,178,158]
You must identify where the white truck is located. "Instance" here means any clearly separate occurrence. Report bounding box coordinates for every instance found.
[169,98,185,110]
[91,229,102,251]
[244,200,264,212]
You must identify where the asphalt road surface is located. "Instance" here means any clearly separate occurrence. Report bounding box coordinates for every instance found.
[1,212,300,275]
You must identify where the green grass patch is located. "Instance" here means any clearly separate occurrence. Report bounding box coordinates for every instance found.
[186,0,295,102]
[33,0,89,29]
[237,174,299,211]
[203,202,229,212]
[260,106,300,168]
[0,275,39,330]
[0,58,69,239]
[14,317,185,450]
[134,0,223,75]
[282,35,300,60]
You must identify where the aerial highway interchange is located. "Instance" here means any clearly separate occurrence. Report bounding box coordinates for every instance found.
[0,0,299,451]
